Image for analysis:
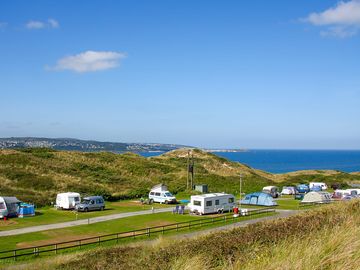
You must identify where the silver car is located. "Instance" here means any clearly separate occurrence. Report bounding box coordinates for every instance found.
[76,196,105,212]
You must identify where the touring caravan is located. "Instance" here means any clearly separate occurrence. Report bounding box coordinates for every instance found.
[0,196,21,219]
[281,186,296,195]
[148,184,176,204]
[262,186,279,198]
[56,192,81,210]
[188,193,235,215]
[309,182,328,191]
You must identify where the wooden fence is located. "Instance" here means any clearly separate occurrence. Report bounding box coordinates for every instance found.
[0,208,274,261]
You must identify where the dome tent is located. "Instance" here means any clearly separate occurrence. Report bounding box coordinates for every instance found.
[301,191,332,204]
[240,192,277,206]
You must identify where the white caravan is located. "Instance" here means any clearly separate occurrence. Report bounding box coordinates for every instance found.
[56,192,81,210]
[148,184,176,204]
[188,193,235,215]
[309,182,328,191]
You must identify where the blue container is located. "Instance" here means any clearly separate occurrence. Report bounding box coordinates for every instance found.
[18,203,35,218]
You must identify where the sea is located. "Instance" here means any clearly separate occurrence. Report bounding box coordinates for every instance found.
[140,150,360,173]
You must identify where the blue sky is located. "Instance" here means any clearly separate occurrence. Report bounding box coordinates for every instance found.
[1,1,360,149]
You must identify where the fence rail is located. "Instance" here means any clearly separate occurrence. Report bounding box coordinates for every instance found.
[0,208,274,261]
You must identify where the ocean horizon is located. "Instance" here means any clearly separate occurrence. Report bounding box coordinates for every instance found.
[140,149,360,173]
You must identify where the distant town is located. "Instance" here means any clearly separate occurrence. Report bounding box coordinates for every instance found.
[0,137,187,153]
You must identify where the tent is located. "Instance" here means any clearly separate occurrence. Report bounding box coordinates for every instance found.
[240,192,277,206]
[18,203,35,218]
[301,192,332,204]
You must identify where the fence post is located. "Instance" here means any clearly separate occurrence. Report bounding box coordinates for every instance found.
[79,240,82,249]
[13,250,16,261]
[189,221,191,230]
[212,217,214,223]
[133,231,136,239]
[176,224,179,232]
[162,226,164,234]
[55,244,57,254]
[117,233,119,243]
[98,236,101,246]
[147,228,151,237]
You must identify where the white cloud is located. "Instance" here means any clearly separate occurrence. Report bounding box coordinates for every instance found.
[26,20,45,29]
[302,0,360,38]
[48,18,59,28]
[50,51,127,73]
[26,18,59,29]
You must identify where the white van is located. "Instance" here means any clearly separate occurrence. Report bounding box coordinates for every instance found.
[309,182,328,191]
[56,192,81,210]
[188,193,235,215]
[148,184,176,204]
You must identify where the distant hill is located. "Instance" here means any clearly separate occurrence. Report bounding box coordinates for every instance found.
[0,137,188,153]
[0,147,359,206]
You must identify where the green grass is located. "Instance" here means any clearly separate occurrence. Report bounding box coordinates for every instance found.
[0,200,170,231]
[0,210,275,253]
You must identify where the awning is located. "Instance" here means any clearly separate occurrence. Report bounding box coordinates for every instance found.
[2,197,21,204]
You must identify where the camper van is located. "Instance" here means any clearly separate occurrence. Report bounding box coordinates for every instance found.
[0,196,21,219]
[188,193,235,215]
[56,192,81,210]
[262,186,279,198]
[149,184,176,204]
[309,182,328,191]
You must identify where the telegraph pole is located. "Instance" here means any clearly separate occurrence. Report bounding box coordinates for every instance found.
[239,173,243,210]
[187,150,190,190]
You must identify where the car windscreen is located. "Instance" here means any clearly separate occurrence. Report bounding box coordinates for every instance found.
[165,192,173,197]
[81,199,90,204]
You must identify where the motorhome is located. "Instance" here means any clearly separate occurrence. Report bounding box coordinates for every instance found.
[262,186,279,198]
[0,196,21,219]
[188,193,235,215]
[56,192,81,210]
[309,182,328,191]
[149,184,176,204]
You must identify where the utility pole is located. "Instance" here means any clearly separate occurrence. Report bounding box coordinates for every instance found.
[187,150,190,190]
[187,150,194,190]
[239,173,243,210]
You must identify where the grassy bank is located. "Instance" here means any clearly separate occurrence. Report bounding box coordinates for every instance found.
[19,200,358,270]
[1,148,359,206]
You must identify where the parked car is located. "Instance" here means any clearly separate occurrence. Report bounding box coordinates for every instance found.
[76,196,105,212]
[281,186,296,195]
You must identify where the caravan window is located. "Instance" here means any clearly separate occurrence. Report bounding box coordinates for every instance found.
[0,202,5,210]
[155,192,161,196]
[228,198,234,203]
[215,200,219,205]
[193,200,201,206]
[206,201,212,207]
[74,197,80,202]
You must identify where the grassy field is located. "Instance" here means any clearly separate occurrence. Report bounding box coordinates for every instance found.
[0,200,170,231]
[0,210,275,253]
[20,200,358,270]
